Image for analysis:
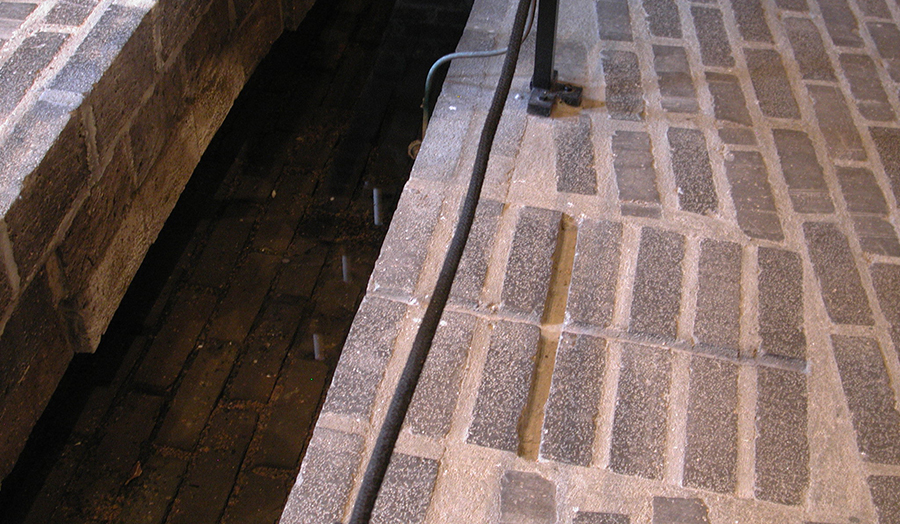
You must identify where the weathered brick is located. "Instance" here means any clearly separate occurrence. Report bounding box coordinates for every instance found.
[468,320,541,452]
[819,0,862,47]
[371,454,439,524]
[629,227,685,341]
[724,151,784,241]
[831,335,900,464]
[803,222,873,325]
[744,49,800,119]
[785,18,835,81]
[540,333,606,466]
[566,219,621,329]
[867,22,900,82]
[130,61,186,182]
[853,216,900,256]
[858,0,891,17]
[597,0,632,41]
[555,115,597,195]
[808,85,865,161]
[691,6,733,68]
[500,207,561,322]
[275,237,328,298]
[575,513,630,524]
[772,129,834,213]
[189,207,256,288]
[118,452,188,524]
[871,263,900,353]
[0,32,68,119]
[758,247,806,362]
[499,470,556,524]
[729,0,772,42]
[613,131,660,217]
[684,356,738,493]
[841,54,894,121]
[872,127,900,205]
[653,45,698,114]
[668,127,717,215]
[602,50,644,121]
[449,200,501,306]
[46,0,95,26]
[652,497,711,524]
[221,470,293,524]
[755,367,809,506]
[775,0,808,11]
[610,343,671,479]
[837,167,888,214]
[643,0,681,38]
[694,239,741,356]
[868,476,900,523]
[705,72,752,126]
[207,252,281,341]
[718,127,757,145]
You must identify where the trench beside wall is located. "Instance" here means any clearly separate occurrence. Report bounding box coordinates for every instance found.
[0,0,317,484]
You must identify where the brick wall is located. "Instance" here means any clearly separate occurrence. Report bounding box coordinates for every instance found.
[0,0,317,485]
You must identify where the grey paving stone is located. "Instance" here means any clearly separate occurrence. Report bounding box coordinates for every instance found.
[540,333,607,466]
[803,222,874,325]
[499,470,556,524]
[629,227,685,341]
[775,0,809,11]
[597,0,633,41]
[818,0,863,47]
[758,247,806,362]
[0,2,37,19]
[280,428,364,524]
[718,127,757,145]
[602,50,644,121]
[729,0,772,42]
[706,73,752,126]
[555,115,598,195]
[744,49,800,119]
[868,476,900,524]
[684,356,738,494]
[808,85,866,161]
[643,0,681,38]
[724,151,784,241]
[322,297,408,418]
[858,0,891,17]
[653,45,699,114]
[613,131,660,216]
[575,513,630,524]
[837,167,888,213]
[755,367,810,506]
[449,199,502,306]
[46,0,96,26]
[652,497,711,524]
[852,216,900,257]
[468,321,541,452]
[691,6,734,68]
[371,454,439,524]
[0,32,68,119]
[867,22,900,82]
[871,127,900,203]
[668,127,717,215]
[831,335,900,465]
[785,17,835,81]
[500,207,561,322]
[840,54,894,121]
[694,239,741,356]
[772,129,834,213]
[609,343,672,479]
[566,219,622,329]
[406,311,476,438]
[871,263,900,353]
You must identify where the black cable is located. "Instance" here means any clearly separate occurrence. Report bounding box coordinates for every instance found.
[346,0,534,521]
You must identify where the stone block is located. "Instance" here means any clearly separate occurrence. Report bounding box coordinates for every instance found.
[868,475,900,524]
[718,127,756,145]
[729,0,771,41]
[130,60,185,182]
[694,239,741,356]
[684,356,738,493]
[818,0,862,47]
[230,0,283,79]
[705,72,752,127]
[837,167,888,213]
[500,207,561,322]
[691,6,733,67]
[613,131,660,211]
[668,127,717,215]
[0,32,68,119]
[449,200,502,306]
[597,0,632,41]
[853,216,900,257]
[744,49,800,119]
[871,263,900,354]
[575,513,630,524]
[841,55,894,121]
[871,127,900,203]
[858,0,891,17]
[207,252,281,342]
[653,45,698,114]
[46,0,96,26]
[180,0,232,79]
[809,85,865,161]
[785,18,835,81]
[803,222,873,325]
[371,454,439,524]
[602,50,643,121]
[153,0,210,64]
[629,227,684,341]
[643,0,681,38]
[772,129,834,213]
[755,367,809,505]
[758,247,806,362]
[724,151,783,241]
[566,219,621,329]
[652,497,710,524]
[555,115,597,195]
[499,470,556,524]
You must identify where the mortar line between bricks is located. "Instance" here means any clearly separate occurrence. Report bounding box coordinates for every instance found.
[735,362,757,499]
[664,350,690,486]
[592,338,622,471]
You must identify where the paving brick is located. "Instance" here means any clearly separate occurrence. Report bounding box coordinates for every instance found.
[208,252,281,341]
[221,470,293,524]
[718,127,757,145]
[840,54,894,121]
[575,513,630,524]
[566,219,622,329]
[867,22,900,82]
[629,227,685,341]
[775,0,808,10]
[555,115,598,195]
[772,129,834,213]
[837,167,888,213]
[729,0,772,42]
[852,216,900,257]
[705,72,752,127]
[137,287,219,390]
[694,239,741,356]
[691,6,733,68]
[684,356,738,493]
[46,0,96,26]
[653,45,699,114]
[785,18,835,81]
[499,470,556,524]
[280,428,364,524]
[871,263,900,353]
[0,2,36,19]
[803,222,874,325]
[370,454,439,524]
[758,247,806,362]
[652,497,711,524]
[275,237,328,298]
[118,452,188,524]
[609,343,671,480]
[190,208,257,288]
[613,131,660,217]
[406,311,476,438]
[602,50,644,121]
[858,0,891,17]
[597,0,632,41]
[755,367,809,506]
[500,207,561,322]
[0,32,68,119]
[831,335,900,464]
[540,333,606,466]
[668,127,717,215]
[156,340,238,450]
[868,476,900,524]
[871,127,900,204]
[468,320,541,452]
[744,49,800,119]
[808,85,866,161]
[643,0,681,38]
[449,200,502,306]
[724,151,784,241]
[818,0,863,47]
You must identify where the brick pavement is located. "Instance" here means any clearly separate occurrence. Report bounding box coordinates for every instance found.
[284,0,900,522]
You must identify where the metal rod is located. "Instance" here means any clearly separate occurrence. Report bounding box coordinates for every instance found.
[373,188,382,226]
[313,334,324,361]
[342,254,351,283]
[532,0,559,90]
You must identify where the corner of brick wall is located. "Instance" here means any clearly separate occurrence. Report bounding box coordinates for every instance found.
[0,0,318,486]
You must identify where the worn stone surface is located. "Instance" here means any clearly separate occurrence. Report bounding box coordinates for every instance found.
[555,115,598,195]
[744,49,800,119]
[803,222,873,326]
[499,470,556,524]
[705,72,752,127]
[668,127,717,216]
[602,50,644,121]
[772,129,834,213]
[808,85,865,161]
[819,0,863,47]
[691,6,733,67]
[758,247,806,362]
[566,219,621,329]
[371,454,439,524]
[785,18,835,81]
[500,207,561,322]
[725,151,783,241]
[729,0,771,42]
[597,0,632,42]
[629,227,684,341]
[575,513,630,524]
[652,497,711,524]
[449,200,502,306]
[684,356,738,493]
[841,55,895,121]
[693,239,741,356]
[653,45,698,114]
[755,367,809,505]
[613,131,660,217]
[643,0,681,39]
[868,476,900,524]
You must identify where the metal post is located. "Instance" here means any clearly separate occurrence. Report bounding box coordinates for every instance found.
[527,0,583,116]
